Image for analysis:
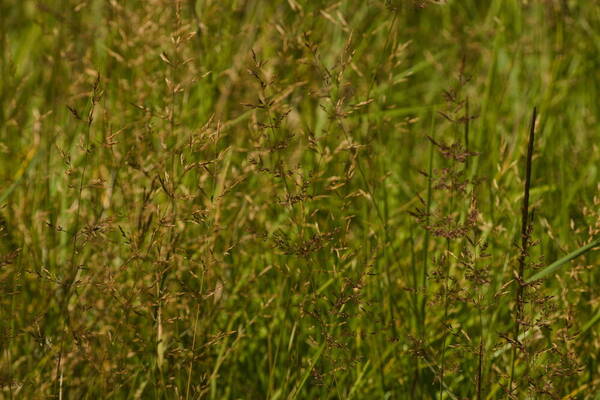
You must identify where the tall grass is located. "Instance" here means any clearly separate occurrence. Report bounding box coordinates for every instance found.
[1,0,599,398]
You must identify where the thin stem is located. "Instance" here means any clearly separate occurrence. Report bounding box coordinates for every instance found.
[508,107,537,395]
[420,115,436,338]
[464,97,470,170]
[55,75,100,398]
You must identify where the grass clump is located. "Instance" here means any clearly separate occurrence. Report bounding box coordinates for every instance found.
[1,0,600,398]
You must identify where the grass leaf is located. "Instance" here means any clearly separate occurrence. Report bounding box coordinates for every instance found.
[526,237,600,283]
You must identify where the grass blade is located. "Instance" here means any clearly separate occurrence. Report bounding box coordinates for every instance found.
[581,308,600,334]
[287,343,326,400]
[526,237,600,283]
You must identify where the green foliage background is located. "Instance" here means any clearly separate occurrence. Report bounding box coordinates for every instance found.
[1,0,599,398]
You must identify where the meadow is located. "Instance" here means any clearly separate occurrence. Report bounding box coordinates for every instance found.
[1,0,600,398]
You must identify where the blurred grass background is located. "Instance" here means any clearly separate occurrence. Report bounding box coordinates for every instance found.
[1,0,599,398]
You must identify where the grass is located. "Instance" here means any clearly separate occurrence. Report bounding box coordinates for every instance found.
[1,0,600,398]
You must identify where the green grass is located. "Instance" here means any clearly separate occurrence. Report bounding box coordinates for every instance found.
[1,0,600,398]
